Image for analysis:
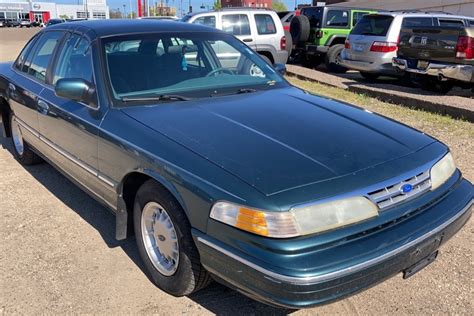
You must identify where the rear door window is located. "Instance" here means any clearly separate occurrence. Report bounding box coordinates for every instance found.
[325,10,349,28]
[438,19,464,27]
[192,15,216,28]
[222,14,251,36]
[402,17,434,27]
[351,15,394,36]
[302,7,323,28]
[15,34,40,72]
[255,14,276,35]
[26,31,63,83]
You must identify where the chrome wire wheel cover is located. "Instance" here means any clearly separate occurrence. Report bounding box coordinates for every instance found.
[141,202,179,276]
[11,116,24,156]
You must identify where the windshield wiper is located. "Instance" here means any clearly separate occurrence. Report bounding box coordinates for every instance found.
[121,94,193,102]
[210,88,258,97]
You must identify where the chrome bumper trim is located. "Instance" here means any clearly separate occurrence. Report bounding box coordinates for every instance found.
[392,58,474,83]
[198,199,472,286]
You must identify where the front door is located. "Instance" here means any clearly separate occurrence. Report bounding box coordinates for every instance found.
[37,33,108,197]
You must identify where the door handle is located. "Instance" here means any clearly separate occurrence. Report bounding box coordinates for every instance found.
[37,99,49,115]
[242,38,253,42]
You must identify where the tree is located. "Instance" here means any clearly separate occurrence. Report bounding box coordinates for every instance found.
[272,0,287,12]
[109,9,122,19]
[59,14,70,19]
[213,1,221,10]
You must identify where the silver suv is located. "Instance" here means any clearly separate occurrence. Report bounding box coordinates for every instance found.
[182,8,289,65]
[340,12,471,79]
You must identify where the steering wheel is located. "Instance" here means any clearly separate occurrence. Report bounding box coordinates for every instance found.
[206,68,235,77]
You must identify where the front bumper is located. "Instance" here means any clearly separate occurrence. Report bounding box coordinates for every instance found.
[392,57,474,83]
[194,178,473,308]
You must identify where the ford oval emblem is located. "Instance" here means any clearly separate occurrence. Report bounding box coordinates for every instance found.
[400,183,413,194]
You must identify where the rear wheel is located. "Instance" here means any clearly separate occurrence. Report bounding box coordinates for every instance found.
[134,180,211,296]
[9,112,42,165]
[419,76,453,94]
[360,72,379,80]
[325,44,347,73]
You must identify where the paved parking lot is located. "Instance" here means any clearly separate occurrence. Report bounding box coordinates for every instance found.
[1,27,473,314]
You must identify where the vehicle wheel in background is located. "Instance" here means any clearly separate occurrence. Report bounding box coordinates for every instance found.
[290,15,310,44]
[259,54,272,65]
[325,44,347,73]
[419,76,453,94]
[301,54,322,69]
[360,72,379,80]
[284,30,293,56]
[134,180,211,296]
[9,112,42,165]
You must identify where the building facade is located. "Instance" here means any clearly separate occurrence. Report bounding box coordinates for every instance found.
[221,0,273,9]
[0,0,110,24]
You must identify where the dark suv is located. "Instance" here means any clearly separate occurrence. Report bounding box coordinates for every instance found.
[291,6,376,72]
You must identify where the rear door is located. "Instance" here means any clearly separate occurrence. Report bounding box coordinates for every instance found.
[253,12,280,54]
[346,14,394,62]
[220,13,256,50]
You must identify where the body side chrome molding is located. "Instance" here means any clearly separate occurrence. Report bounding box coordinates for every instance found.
[198,199,473,286]
[15,116,115,188]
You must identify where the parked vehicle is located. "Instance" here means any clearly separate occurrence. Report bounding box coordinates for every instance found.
[342,12,474,81]
[182,8,289,64]
[393,18,474,93]
[0,20,472,309]
[3,19,20,27]
[291,6,376,72]
[45,19,65,27]
[277,10,296,31]
[19,19,32,28]
[139,16,179,20]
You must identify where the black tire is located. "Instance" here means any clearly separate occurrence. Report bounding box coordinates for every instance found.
[134,180,211,296]
[301,54,322,69]
[325,44,347,73]
[360,72,379,80]
[284,30,293,56]
[290,15,310,44]
[419,76,453,94]
[9,112,42,165]
[259,54,272,65]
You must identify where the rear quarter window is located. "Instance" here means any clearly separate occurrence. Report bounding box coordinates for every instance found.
[325,10,349,28]
[255,14,277,35]
[438,19,464,28]
[14,34,40,72]
[351,15,394,36]
[301,7,323,28]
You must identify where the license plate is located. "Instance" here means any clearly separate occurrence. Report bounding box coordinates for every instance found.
[417,60,429,69]
[353,44,364,52]
[403,251,438,279]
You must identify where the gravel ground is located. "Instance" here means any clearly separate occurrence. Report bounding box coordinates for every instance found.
[1,28,473,315]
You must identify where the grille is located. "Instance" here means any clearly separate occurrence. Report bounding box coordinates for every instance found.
[368,170,431,210]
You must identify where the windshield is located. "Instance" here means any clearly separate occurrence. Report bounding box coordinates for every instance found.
[351,15,394,36]
[103,32,285,105]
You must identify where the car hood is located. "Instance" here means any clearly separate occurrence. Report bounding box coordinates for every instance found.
[121,88,434,195]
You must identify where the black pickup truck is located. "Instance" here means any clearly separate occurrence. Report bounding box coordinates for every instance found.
[393,20,474,93]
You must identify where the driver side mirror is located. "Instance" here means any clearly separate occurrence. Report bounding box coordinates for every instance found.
[55,78,96,106]
[273,63,286,75]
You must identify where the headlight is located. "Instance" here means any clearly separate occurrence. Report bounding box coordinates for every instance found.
[210,197,379,238]
[430,152,456,190]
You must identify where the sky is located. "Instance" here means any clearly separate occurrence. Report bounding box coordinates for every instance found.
[44,0,303,16]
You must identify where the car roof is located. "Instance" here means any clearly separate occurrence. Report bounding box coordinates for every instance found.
[45,19,218,38]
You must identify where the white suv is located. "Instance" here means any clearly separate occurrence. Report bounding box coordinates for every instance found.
[182,8,289,65]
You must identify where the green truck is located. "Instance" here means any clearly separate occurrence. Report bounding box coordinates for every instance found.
[291,6,377,72]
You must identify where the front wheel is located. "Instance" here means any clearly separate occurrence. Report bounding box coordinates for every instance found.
[134,180,211,296]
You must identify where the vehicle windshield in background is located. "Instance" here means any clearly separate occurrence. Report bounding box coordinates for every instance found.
[103,32,284,104]
[351,15,394,36]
